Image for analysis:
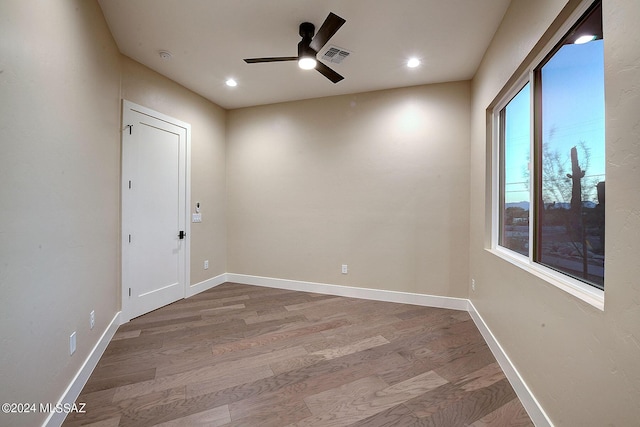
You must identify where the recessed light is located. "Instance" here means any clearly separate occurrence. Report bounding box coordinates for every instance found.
[574,34,597,44]
[225,78,238,87]
[407,57,420,68]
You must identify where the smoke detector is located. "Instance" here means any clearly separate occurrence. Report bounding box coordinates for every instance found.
[158,50,172,60]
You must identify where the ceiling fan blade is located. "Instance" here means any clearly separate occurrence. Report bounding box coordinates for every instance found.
[244,57,298,63]
[315,61,344,83]
[309,12,346,52]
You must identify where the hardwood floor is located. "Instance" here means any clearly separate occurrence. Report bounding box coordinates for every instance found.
[63,283,533,427]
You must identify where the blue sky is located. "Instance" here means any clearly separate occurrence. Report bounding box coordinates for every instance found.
[503,39,605,204]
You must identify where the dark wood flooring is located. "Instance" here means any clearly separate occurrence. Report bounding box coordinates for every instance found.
[63,283,533,426]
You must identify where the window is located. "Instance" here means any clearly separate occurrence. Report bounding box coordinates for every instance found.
[494,0,605,295]
[499,83,530,257]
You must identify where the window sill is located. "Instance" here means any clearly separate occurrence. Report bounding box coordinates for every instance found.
[487,247,604,311]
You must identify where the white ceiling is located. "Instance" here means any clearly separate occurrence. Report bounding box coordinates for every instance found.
[97,0,511,110]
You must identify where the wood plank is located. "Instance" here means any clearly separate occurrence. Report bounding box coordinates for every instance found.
[63,389,117,427]
[460,362,506,392]
[229,399,311,427]
[310,335,390,360]
[209,318,351,356]
[185,365,274,398]
[113,364,272,401]
[284,296,349,311]
[470,397,534,427]
[296,371,448,426]
[152,404,231,427]
[417,378,518,426]
[349,403,419,427]
[233,352,409,421]
[303,375,389,416]
[111,330,141,341]
[244,310,310,325]
[81,368,157,393]
[81,417,121,427]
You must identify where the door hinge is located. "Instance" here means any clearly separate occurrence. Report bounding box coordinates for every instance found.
[128,180,132,189]
[128,288,131,297]
[125,124,133,135]
[128,234,131,243]
[178,230,186,240]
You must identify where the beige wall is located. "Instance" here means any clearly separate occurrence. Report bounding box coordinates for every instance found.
[470,0,640,425]
[0,1,121,426]
[0,2,227,426]
[120,57,228,285]
[227,83,471,297]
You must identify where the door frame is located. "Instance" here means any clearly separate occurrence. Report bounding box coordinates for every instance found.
[120,100,191,322]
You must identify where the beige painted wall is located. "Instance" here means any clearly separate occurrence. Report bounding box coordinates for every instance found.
[120,57,228,285]
[0,1,121,426]
[0,2,227,426]
[470,0,640,424]
[227,83,471,297]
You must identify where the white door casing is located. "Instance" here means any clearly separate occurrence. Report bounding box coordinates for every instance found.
[121,100,191,322]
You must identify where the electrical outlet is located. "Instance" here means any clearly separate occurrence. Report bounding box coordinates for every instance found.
[471,279,476,291]
[90,310,95,330]
[70,332,77,355]
[204,260,209,270]
[341,264,348,274]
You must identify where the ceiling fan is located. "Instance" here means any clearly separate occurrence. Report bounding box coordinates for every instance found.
[243,12,346,83]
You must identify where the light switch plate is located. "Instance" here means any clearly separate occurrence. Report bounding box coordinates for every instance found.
[192,213,202,223]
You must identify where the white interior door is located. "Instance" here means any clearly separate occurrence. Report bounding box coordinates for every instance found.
[121,101,190,321]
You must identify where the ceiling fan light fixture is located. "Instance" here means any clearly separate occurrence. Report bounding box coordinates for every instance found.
[298,56,317,70]
[298,39,317,70]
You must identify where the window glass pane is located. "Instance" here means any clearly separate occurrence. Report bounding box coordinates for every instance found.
[537,3,605,288]
[500,83,530,256]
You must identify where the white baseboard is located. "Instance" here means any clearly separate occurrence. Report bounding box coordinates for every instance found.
[468,301,552,427]
[186,272,227,298]
[226,273,469,311]
[43,311,121,427]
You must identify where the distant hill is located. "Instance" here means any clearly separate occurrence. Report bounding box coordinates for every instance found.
[505,201,529,210]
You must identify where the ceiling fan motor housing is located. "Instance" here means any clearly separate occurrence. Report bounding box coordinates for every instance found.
[299,22,315,39]
[298,22,317,58]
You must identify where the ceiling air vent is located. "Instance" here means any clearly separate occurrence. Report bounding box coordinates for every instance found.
[321,46,352,64]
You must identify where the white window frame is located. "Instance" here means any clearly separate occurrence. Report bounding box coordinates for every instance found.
[489,0,605,311]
